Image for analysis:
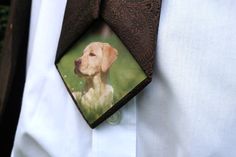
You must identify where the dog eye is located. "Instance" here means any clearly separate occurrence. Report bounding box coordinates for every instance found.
[89,52,96,56]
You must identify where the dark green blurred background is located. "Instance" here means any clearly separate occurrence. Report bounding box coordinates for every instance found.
[0,4,10,59]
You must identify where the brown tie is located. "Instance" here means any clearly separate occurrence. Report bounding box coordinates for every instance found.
[56,0,162,128]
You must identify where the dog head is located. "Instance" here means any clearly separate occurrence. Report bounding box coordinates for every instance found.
[74,42,118,76]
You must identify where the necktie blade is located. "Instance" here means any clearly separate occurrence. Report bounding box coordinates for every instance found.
[101,0,161,78]
[56,0,161,128]
[56,0,100,62]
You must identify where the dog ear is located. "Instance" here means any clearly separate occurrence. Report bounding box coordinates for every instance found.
[101,43,118,73]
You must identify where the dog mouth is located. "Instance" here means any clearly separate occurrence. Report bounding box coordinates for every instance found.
[74,66,91,78]
[74,67,83,75]
[74,59,83,76]
[74,60,97,77]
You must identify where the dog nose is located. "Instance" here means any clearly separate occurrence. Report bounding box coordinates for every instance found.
[75,59,81,66]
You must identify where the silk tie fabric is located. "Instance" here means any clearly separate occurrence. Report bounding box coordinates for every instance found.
[56,0,162,128]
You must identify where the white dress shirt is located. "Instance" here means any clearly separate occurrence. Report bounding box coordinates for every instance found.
[12,0,236,157]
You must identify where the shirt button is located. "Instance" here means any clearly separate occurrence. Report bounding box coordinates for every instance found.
[106,110,121,125]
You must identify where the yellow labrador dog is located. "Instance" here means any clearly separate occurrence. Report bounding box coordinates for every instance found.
[73,42,118,111]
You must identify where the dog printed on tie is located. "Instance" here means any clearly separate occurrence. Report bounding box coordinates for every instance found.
[73,42,118,112]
